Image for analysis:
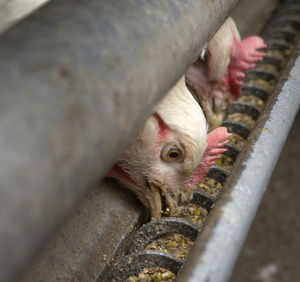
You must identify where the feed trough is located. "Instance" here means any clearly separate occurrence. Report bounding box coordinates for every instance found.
[104,0,300,280]
[0,0,299,281]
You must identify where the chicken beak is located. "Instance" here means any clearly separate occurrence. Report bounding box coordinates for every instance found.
[159,184,177,214]
[148,182,180,219]
[148,183,162,219]
[148,181,194,219]
[148,181,185,219]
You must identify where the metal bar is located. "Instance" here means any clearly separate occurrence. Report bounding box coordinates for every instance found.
[20,179,145,282]
[0,0,239,281]
[231,0,279,37]
[177,44,300,282]
[0,0,49,33]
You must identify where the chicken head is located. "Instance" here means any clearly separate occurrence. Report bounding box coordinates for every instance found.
[186,17,266,131]
[107,77,229,219]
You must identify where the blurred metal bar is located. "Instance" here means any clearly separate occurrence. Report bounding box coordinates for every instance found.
[0,0,239,281]
[177,43,300,282]
[0,0,49,33]
[231,0,279,37]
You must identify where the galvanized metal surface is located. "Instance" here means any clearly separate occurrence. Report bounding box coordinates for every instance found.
[20,179,145,281]
[177,43,300,282]
[0,0,239,280]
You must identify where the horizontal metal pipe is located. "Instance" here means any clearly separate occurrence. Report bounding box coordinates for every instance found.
[0,0,238,280]
[177,43,300,282]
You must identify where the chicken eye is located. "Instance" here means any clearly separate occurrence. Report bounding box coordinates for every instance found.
[168,149,181,159]
[161,143,185,162]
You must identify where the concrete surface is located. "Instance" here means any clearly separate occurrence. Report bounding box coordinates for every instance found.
[230,111,300,282]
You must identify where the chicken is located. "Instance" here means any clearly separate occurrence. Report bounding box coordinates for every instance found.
[186,17,266,130]
[107,76,229,219]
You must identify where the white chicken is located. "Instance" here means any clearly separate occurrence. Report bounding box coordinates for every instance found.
[186,17,266,130]
[107,17,265,219]
[107,76,229,218]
